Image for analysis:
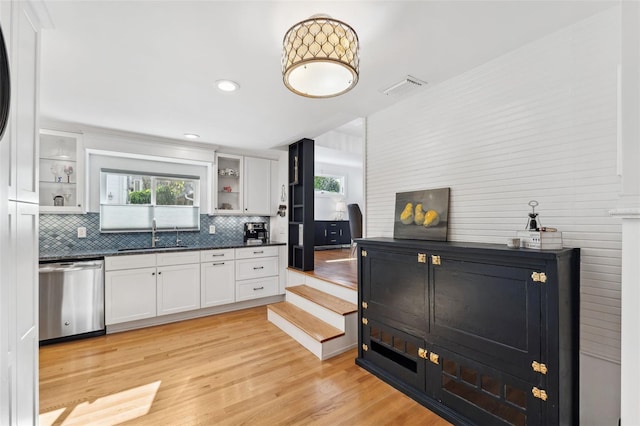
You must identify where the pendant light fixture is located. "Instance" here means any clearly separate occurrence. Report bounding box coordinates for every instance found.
[282,14,359,98]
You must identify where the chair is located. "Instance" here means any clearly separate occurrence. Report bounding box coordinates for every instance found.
[347,203,362,256]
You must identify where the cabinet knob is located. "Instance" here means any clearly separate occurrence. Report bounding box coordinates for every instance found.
[152,272,155,276]
[158,271,162,275]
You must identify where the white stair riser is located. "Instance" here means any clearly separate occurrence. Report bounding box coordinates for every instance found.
[285,291,345,331]
[286,270,357,304]
[267,309,323,359]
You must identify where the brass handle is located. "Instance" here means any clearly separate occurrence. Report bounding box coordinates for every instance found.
[361,301,368,309]
[532,361,548,375]
[362,317,368,325]
[429,352,440,365]
[431,255,441,265]
[532,387,548,401]
[362,343,368,351]
[418,348,428,359]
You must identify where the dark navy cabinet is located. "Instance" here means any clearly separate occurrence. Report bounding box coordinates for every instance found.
[314,220,351,247]
[356,238,579,426]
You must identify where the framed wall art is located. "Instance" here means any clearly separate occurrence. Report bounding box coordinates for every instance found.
[393,187,450,241]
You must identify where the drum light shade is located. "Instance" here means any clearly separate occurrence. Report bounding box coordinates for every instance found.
[282,15,359,98]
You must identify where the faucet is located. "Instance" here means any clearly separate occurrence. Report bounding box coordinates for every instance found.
[152,218,160,248]
[175,226,182,246]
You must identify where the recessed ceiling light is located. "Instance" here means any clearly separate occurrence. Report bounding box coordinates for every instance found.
[183,133,200,139]
[215,80,240,92]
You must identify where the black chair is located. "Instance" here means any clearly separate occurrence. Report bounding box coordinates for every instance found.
[347,204,362,255]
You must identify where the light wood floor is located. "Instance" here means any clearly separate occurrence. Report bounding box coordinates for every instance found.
[310,246,358,290]
[39,248,450,425]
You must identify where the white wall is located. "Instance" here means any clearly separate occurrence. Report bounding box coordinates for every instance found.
[366,7,621,425]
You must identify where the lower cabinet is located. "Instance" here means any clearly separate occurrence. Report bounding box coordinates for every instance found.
[105,246,283,327]
[105,251,201,325]
[200,249,235,307]
[105,266,157,324]
[235,246,279,301]
[157,263,200,316]
[314,220,351,247]
[356,238,579,426]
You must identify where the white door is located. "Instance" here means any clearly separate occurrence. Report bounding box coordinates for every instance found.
[201,260,235,307]
[157,263,200,315]
[13,202,39,423]
[105,268,157,324]
[244,156,271,215]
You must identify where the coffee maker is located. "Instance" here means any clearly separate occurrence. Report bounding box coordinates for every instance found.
[244,222,268,244]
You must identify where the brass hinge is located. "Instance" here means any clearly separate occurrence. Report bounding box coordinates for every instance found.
[431,255,441,266]
[429,352,440,365]
[361,250,368,257]
[418,253,427,263]
[361,317,368,325]
[531,272,548,283]
[418,348,428,359]
[362,343,368,351]
[532,387,548,401]
[361,301,368,309]
[532,361,548,375]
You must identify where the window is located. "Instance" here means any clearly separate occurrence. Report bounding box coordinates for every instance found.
[314,174,345,195]
[100,170,200,232]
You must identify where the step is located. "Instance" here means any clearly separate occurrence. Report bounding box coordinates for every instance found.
[287,285,357,316]
[267,302,344,343]
[286,269,358,304]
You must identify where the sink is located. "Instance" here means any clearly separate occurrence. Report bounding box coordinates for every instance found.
[117,245,190,252]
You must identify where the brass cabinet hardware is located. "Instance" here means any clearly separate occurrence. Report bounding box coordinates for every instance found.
[531,272,548,283]
[431,255,441,265]
[361,250,367,257]
[418,348,428,359]
[362,301,368,309]
[532,387,548,401]
[429,352,440,365]
[418,253,427,263]
[532,361,548,375]
[362,343,368,351]
[362,317,368,325]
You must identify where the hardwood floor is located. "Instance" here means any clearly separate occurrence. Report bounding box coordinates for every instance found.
[39,307,451,425]
[310,247,358,290]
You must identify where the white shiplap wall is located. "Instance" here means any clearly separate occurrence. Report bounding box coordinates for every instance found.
[366,7,621,362]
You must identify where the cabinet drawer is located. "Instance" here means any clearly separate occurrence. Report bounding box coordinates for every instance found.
[156,251,200,266]
[235,246,279,259]
[236,257,278,280]
[236,276,278,301]
[105,254,156,271]
[200,248,235,262]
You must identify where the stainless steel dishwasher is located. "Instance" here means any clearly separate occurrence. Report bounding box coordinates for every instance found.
[39,259,105,343]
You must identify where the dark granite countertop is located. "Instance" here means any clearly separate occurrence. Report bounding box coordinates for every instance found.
[39,241,286,262]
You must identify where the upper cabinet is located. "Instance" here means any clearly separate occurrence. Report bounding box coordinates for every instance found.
[215,153,244,214]
[243,156,271,215]
[38,129,85,213]
[214,153,274,216]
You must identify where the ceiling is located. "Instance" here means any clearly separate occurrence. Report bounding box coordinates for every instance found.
[39,1,616,151]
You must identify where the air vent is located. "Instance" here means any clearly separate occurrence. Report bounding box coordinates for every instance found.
[381,75,427,96]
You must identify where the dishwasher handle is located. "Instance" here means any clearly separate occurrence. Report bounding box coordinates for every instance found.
[39,261,104,273]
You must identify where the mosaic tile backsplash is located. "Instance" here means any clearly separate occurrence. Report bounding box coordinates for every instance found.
[40,213,270,254]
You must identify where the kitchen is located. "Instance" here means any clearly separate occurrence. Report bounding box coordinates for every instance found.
[2,1,640,425]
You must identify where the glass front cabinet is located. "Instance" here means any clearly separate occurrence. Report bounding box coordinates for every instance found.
[39,129,85,213]
[215,153,243,214]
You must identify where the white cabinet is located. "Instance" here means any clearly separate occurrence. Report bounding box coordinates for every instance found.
[214,154,276,215]
[215,153,243,214]
[6,2,40,205]
[244,156,271,215]
[105,252,201,325]
[105,267,157,324]
[201,249,235,307]
[1,1,45,424]
[156,252,200,315]
[39,129,85,213]
[235,247,279,301]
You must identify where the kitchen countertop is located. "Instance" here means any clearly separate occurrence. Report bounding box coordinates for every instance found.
[39,241,286,262]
